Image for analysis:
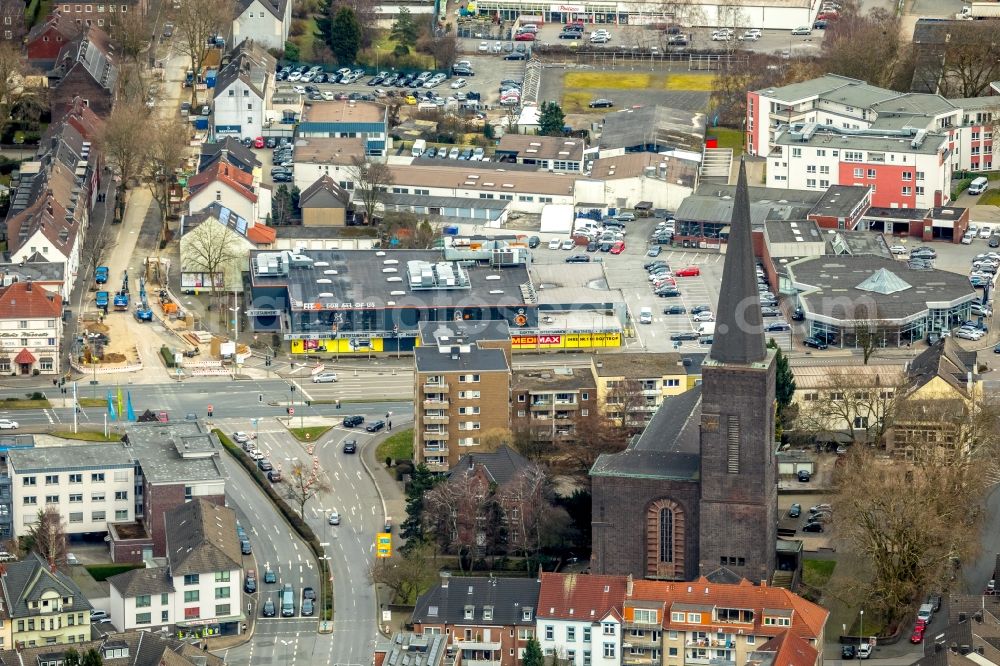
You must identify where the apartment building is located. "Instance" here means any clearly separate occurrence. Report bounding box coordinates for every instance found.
[511,368,597,446]
[536,573,627,666]
[108,500,244,635]
[0,282,63,376]
[212,39,276,142]
[591,354,704,428]
[746,74,996,207]
[411,572,540,666]
[413,321,511,473]
[7,444,134,537]
[1,553,91,648]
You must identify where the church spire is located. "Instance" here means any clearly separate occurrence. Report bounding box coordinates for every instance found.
[709,160,766,365]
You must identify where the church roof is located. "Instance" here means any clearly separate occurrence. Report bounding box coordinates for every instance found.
[710,160,766,365]
[590,387,702,480]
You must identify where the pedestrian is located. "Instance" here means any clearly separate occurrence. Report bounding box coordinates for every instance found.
[388,420,392,431]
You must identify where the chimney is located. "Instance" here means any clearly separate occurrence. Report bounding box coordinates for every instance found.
[537,564,543,583]
[25,281,32,292]
[626,574,633,597]
[450,346,460,360]
[440,572,451,589]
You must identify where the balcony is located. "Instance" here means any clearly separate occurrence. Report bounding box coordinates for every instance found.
[623,655,658,666]
[424,414,449,425]
[454,639,502,651]
[530,401,553,411]
[426,459,450,472]
[423,399,449,409]
[423,446,449,458]
[462,660,501,666]
[553,401,578,409]
[622,629,660,645]
[422,429,447,439]
[423,382,450,393]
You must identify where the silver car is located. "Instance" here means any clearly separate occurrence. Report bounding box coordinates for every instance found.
[312,372,338,383]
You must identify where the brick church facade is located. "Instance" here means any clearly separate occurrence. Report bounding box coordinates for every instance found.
[591,161,780,584]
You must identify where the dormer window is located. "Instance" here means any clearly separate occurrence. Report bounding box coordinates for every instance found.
[483,606,493,621]
[522,607,533,621]
[464,605,474,620]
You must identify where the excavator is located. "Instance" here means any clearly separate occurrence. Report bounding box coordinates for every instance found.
[134,276,153,322]
[113,269,130,311]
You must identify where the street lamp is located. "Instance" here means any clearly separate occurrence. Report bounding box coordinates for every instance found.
[859,609,864,642]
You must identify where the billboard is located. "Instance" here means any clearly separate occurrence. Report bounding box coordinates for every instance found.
[376,533,392,558]
[511,332,621,349]
[290,337,385,354]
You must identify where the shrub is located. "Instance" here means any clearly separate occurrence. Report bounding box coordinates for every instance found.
[290,18,307,37]
[160,346,175,368]
[284,41,301,62]
[27,392,44,401]
[952,177,973,200]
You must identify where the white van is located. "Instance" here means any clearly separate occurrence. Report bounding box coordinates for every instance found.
[639,307,653,324]
[969,176,989,195]
[411,139,426,157]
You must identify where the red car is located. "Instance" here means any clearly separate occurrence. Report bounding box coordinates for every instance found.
[817,11,838,19]
[675,266,701,277]
[514,32,536,41]
[253,136,265,149]
[610,241,625,254]
[910,627,925,643]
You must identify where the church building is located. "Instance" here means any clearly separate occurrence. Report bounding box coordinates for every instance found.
[591,161,781,584]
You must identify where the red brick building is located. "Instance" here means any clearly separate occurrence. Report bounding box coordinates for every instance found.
[49,24,118,119]
[26,12,79,68]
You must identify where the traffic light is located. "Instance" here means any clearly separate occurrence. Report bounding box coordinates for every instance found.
[290,384,296,393]
[286,406,291,415]
[265,356,271,367]
[258,394,263,403]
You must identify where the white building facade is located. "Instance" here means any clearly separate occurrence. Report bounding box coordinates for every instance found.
[232,0,291,52]
[537,613,622,666]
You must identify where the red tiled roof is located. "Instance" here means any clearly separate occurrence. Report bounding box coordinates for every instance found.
[246,224,276,244]
[13,349,36,365]
[537,572,629,620]
[629,577,829,641]
[188,161,257,204]
[0,282,63,319]
[755,631,819,666]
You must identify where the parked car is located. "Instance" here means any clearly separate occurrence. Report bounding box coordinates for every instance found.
[565,254,591,263]
[342,415,364,427]
[803,337,828,349]
[842,645,856,660]
[791,26,812,35]
[797,469,812,482]
[528,235,540,248]
[588,98,614,108]
[802,522,824,533]
[647,246,662,257]
[670,331,700,341]
[675,266,700,277]
[663,305,686,315]
[788,503,802,517]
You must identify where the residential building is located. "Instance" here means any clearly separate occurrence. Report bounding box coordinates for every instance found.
[187,161,266,224]
[591,163,781,585]
[376,632,447,666]
[0,282,63,376]
[0,631,225,666]
[2,552,91,648]
[0,0,25,43]
[0,261,66,300]
[511,368,597,446]
[232,0,290,51]
[451,446,529,487]
[289,136,365,194]
[746,633,821,666]
[591,353,704,428]
[212,39,276,141]
[413,320,512,473]
[51,0,147,26]
[536,572,626,666]
[109,500,244,635]
[198,137,261,176]
[495,135,587,172]
[914,593,1000,666]
[297,101,388,156]
[179,203,275,293]
[299,175,351,226]
[8,443,133,537]
[26,12,79,68]
[411,572,540,666]
[805,185,873,232]
[119,421,228,559]
[48,25,118,118]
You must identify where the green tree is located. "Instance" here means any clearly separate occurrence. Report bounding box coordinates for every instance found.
[538,101,566,137]
[390,7,419,47]
[81,649,103,666]
[522,638,544,666]
[767,339,796,416]
[63,650,81,666]
[329,6,361,65]
[400,464,442,551]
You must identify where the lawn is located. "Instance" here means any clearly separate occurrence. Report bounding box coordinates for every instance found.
[85,563,143,581]
[78,398,108,407]
[376,428,413,463]
[51,431,120,442]
[288,425,331,442]
[289,17,319,63]
[978,190,1000,206]
[0,398,50,409]
[564,72,652,90]
[665,73,716,91]
[802,558,836,589]
[562,91,608,114]
[708,127,745,155]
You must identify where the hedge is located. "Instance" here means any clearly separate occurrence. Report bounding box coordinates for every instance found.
[213,430,333,621]
[160,346,175,368]
[952,177,973,200]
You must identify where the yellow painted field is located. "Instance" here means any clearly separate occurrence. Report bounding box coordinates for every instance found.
[564,72,653,90]
[665,73,716,91]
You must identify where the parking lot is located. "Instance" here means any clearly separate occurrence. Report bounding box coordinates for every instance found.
[528,216,794,353]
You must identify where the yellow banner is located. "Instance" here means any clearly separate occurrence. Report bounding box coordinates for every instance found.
[290,338,385,354]
[376,532,392,558]
[511,332,621,349]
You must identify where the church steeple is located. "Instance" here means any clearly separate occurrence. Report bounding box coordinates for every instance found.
[709,160,766,365]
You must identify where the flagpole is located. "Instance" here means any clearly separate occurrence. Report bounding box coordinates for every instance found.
[73,381,78,434]
[104,412,108,438]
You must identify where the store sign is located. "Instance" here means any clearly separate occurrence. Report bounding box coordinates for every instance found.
[556,4,585,11]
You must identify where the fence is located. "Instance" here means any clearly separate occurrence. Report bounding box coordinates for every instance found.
[533,47,749,70]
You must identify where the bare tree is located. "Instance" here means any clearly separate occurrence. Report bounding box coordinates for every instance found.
[366,540,438,605]
[108,9,152,103]
[820,3,910,90]
[422,471,490,573]
[173,0,235,105]
[420,32,458,70]
[795,368,903,445]
[79,225,118,285]
[347,156,393,225]
[143,118,190,242]
[331,0,377,46]
[936,22,1000,97]
[21,507,68,566]
[0,42,41,143]
[98,101,149,222]
[284,459,332,517]
[182,218,243,304]
[496,465,571,572]
[604,378,649,437]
